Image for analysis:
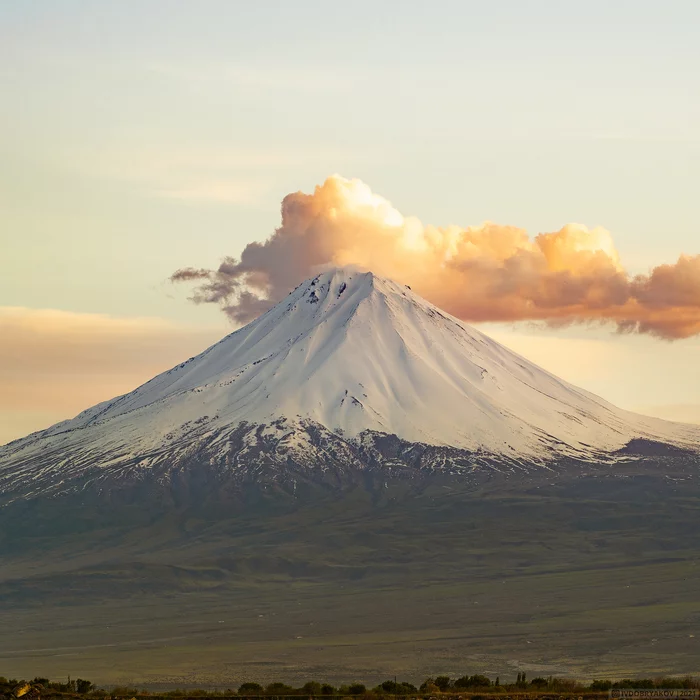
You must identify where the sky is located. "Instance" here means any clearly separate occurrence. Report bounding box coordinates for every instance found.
[1,0,699,444]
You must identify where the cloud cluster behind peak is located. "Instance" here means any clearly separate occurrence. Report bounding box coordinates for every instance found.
[173,175,700,340]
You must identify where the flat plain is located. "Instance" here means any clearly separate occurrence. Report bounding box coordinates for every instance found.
[1,467,699,687]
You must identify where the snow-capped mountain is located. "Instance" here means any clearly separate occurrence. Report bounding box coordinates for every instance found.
[1,268,698,500]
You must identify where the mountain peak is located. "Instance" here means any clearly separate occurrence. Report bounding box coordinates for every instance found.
[2,268,699,500]
[289,266,400,306]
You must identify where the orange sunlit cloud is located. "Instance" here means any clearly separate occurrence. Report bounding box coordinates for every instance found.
[172,175,700,340]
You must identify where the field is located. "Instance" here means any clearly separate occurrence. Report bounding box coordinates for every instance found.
[1,466,699,687]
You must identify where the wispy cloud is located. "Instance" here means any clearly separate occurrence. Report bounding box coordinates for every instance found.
[147,60,353,93]
[64,146,278,207]
[52,143,367,206]
[634,404,700,425]
[0,307,222,444]
[155,179,269,205]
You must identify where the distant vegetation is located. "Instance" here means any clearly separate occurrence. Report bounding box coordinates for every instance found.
[2,674,700,699]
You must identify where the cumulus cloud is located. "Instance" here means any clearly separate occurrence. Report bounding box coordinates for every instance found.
[172,175,700,339]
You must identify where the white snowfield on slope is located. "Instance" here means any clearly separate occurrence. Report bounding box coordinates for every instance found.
[2,268,699,464]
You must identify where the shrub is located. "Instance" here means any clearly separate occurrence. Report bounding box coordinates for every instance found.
[454,675,491,689]
[265,683,295,695]
[239,683,264,695]
[77,679,94,694]
[434,677,451,692]
[302,682,322,696]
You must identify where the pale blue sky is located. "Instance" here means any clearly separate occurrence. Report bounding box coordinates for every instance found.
[1,0,699,441]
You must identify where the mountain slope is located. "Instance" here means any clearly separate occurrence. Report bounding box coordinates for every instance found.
[1,268,698,500]
[3,268,700,684]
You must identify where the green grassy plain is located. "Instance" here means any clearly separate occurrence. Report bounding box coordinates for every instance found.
[1,468,699,687]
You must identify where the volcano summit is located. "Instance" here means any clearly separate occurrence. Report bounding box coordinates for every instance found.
[2,268,700,684]
[1,268,698,502]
